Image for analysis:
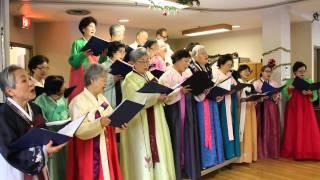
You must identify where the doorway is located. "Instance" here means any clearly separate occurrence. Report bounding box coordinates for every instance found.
[9,42,33,69]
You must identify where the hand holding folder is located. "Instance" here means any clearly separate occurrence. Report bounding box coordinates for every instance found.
[10,114,87,150]
[292,77,320,91]
[108,99,145,127]
[180,71,214,96]
[137,81,174,95]
[261,82,286,96]
[81,36,110,56]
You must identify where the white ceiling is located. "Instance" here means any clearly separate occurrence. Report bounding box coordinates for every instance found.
[9,0,320,38]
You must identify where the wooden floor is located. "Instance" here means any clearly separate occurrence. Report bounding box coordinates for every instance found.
[203,159,320,180]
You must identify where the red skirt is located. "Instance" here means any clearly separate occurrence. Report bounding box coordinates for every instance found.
[281,89,320,160]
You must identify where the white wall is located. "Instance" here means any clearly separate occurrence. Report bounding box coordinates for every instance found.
[169,28,263,62]
[34,21,155,83]
[312,22,320,81]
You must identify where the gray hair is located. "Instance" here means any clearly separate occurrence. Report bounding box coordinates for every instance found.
[136,30,148,37]
[0,65,23,97]
[109,24,125,37]
[191,45,205,58]
[84,64,107,87]
[129,47,148,63]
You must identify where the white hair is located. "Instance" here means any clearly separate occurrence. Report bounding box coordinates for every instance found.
[109,24,125,36]
[191,45,205,58]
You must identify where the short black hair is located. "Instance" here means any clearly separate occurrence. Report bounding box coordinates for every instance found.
[156,28,167,35]
[78,16,97,35]
[143,40,157,49]
[44,75,64,96]
[292,61,307,72]
[185,42,200,53]
[28,55,49,75]
[238,64,251,73]
[217,54,233,68]
[107,41,126,58]
[233,64,251,80]
[171,49,190,64]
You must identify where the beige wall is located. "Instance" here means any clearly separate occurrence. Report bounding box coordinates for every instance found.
[34,21,155,84]
[169,28,263,62]
[9,15,36,54]
[291,22,312,78]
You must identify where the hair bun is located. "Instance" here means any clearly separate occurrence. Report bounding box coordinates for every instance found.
[267,59,276,69]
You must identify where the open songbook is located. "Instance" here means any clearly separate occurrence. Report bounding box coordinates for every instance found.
[10,114,87,149]
[81,36,110,56]
[109,98,146,127]
[240,83,285,102]
[137,71,215,96]
[109,60,133,77]
[292,77,320,91]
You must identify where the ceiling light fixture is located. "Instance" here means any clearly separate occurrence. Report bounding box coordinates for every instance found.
[119,19,129,23]
[232,25,240,28]
[182,24,232,37]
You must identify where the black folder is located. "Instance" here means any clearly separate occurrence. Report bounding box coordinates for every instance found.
[64,86,77,98]
[207,86,230,100]
[81,36,111,56]
[137,81,174,94]
[109,60,133,77]
[292,77,320,91]
[109,99,145,127]
[261,82,285,96]
[241,93,268,102]
[231,83,252,92]
[10,114,87,149]
[150,70,164,79]
[181,71,214,96]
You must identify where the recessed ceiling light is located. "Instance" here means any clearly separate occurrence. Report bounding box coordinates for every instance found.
[232,25,240,28]
[119,19,129,23]
[65,9,90,16]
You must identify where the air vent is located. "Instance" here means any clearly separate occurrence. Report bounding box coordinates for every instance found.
[66,9,91,16]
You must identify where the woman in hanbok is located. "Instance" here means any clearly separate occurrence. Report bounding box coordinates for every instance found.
[253,64,280,159]
[281,61,320,160]
[28,55,49,88]
[120,47,175,180]
[212,54,240,160]
[67,64,123,180]
[68,16,108,102]
[0,65,65,179]
[188,45,224,168]
[34,75,69,180]
[236,65,257,163]
[102,41,126,108]
[144,40,166,73]
[159,49,201,180]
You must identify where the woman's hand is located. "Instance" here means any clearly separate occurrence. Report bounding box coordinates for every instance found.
[303,90,313,96]
[181,85,192,94]
[158,94,168,103]
[84,49,93,57]
[116,123,128,133]
[100,117,111,127]
[46,140,66,156]
[216,96,224,102]
[113,75,123,83]
[101,49,108,57]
